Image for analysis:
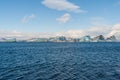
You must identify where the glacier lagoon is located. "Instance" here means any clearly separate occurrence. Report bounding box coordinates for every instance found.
[0,42,120,80]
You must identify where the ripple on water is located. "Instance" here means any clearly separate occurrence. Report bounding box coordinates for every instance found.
[0,42,120,80]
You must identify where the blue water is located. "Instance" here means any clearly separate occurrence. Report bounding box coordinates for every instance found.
[0,42,120,80]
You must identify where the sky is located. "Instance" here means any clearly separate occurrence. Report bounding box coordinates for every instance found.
[0,0,120,38]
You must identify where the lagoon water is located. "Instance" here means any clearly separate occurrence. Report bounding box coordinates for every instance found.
[0,42,120,80]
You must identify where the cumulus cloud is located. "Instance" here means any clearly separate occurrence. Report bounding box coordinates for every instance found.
[54,26,111,38]
[42,0,85,13]
[55,30,86,38]
[54,24,120,38]
[87,26,111,37]
[0,30,59,40]
[0,23,120,39]
[22,14,36,23]
[107,24,120,37]
[56,13,71,23]
[0,30,22,38]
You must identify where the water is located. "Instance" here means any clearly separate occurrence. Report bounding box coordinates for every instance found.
[0,42,120,80]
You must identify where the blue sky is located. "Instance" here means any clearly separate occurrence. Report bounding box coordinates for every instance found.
[0,0,120,38]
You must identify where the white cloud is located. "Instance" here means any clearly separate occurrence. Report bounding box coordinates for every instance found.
[54,26,111,38]
[55,30,86,38]
[0,23,120,40]
[56,13,71,23]
[42,0,85,13]
[107,24,120,37]
[0,30,22,38]
[0,30,56,40]
[22,14,36,23]
[54,24,120,38]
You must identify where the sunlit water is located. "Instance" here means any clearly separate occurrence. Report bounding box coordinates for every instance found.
[0,42,120,80]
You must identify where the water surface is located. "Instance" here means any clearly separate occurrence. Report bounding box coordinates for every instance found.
[0,42,120,80]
